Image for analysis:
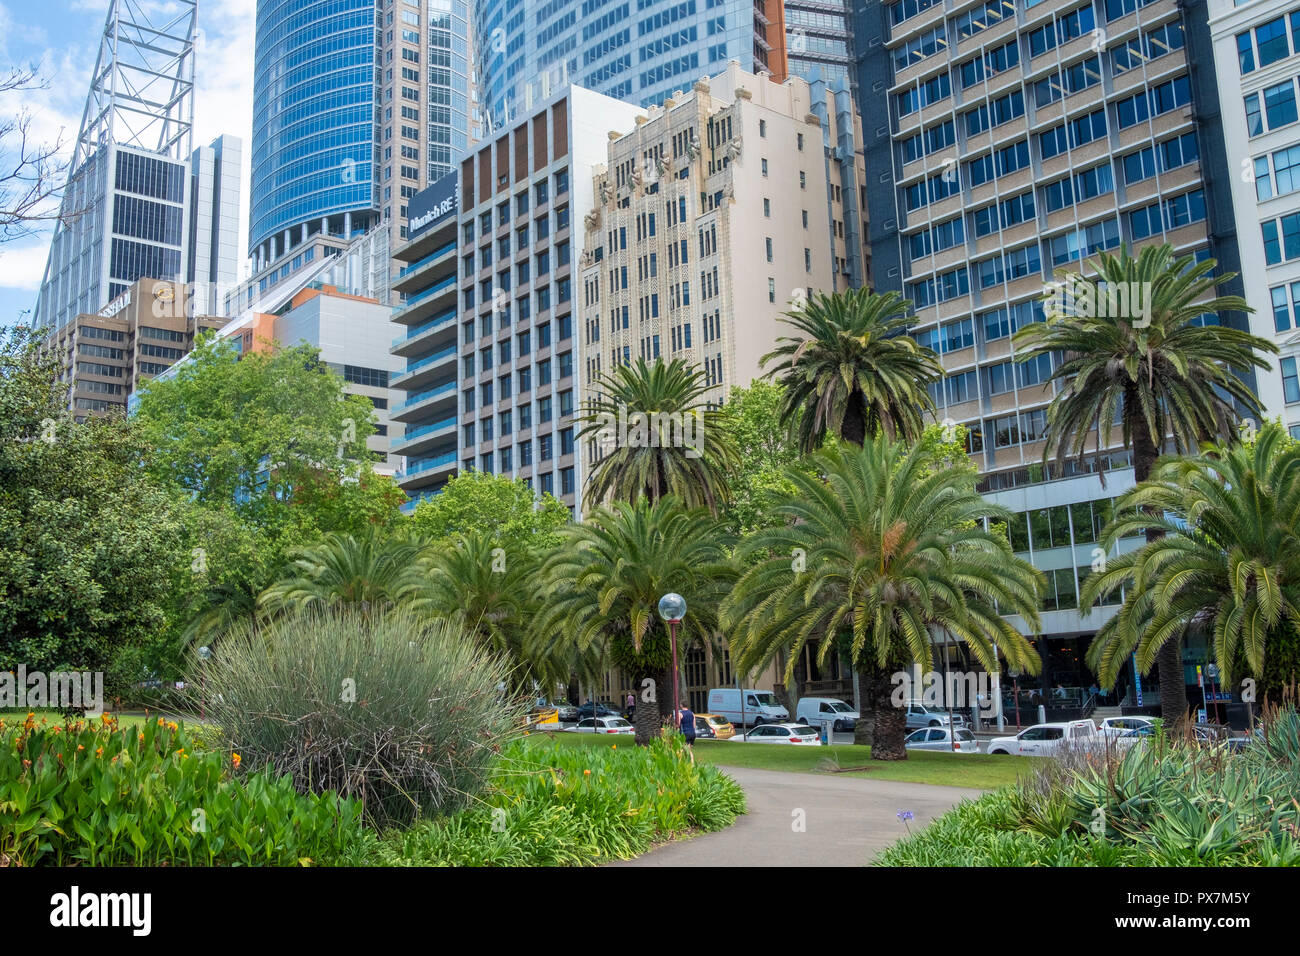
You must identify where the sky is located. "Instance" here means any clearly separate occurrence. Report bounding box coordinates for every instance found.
[0,0,256,327]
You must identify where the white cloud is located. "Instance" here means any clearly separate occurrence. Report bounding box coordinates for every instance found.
[0,240,57,290]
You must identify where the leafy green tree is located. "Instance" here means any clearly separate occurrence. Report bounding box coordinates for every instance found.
[722,438,1042,760]
[133,334,395,520]
[407,470,570,552]
[1084,421,1300,705]
[0,327,192,689]
[578,357,740,514]
[762,288,942,451]
[1015,243,1276,727]
[531,497,737,744]
[714,379,812,537]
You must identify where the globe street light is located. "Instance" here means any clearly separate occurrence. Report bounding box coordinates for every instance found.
[657,593,687,732]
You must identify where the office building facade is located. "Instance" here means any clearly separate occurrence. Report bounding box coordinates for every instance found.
[472,0,790,131]
[785,0,855,84]
[42,279,224,421]
[578,63,868,417]
[390,174,462,508]
[35,0,198,331]
[851,0,1246,705]
[249,0,472,276]
[1210,0,1300,437]
[453,86,644,515]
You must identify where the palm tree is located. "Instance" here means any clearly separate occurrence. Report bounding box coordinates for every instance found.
[762,288,942,452]
[1014,243,1276,727]
[1083,422,1300,705]
[722,438,1043,760]
[407,530,573,692]
[258,529,422,616]
[182,578,263,648]
[529,497,736,744]
[578,357,740,514]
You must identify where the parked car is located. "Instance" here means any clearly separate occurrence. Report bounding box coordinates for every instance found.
[986,720,1099,756]
[904,703,968,730]
[1098,716,1155,738]
[695,713,734,739]
[905,727,979,752]
[575,701,621,721]
[795,697,859,732]
[572,716,634,735]
[707,688,789,727]
[737,722,822,745]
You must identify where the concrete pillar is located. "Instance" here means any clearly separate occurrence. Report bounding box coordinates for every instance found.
[320,216,329,237]
[283,229,292,253]
[344,211,353,238]
[301,223,309,244]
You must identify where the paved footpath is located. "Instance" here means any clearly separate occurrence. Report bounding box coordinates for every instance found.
[611,766,983,867]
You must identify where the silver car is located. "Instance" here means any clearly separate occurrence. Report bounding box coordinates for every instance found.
[904,703,968,730]
[905,727,979,753]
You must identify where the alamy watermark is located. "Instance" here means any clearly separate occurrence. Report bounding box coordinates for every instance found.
[891,665,996,718]
[1043,274,1153,328]
[1,666,104,715]
[594,407,704,459]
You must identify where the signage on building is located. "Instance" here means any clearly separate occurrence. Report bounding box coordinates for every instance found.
[407,173,458,241]
[99,288,132,318]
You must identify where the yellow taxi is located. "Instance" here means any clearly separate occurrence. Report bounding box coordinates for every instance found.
[695,713,735,739]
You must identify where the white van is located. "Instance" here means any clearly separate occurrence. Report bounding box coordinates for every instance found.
[707,688,789,728]
[795,697,859,732]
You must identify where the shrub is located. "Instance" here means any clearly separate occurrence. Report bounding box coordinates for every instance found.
[199,607,523,827]
[0,714,361,866]
[345,735,746,866]
[878,707,1300,867]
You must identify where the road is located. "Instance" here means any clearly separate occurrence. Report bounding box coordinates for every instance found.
[610,765,983,867]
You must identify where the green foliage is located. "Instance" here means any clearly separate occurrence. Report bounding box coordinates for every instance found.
[1013,243,1274,478]
[762,288,943,450]
[258,528,424,617]
[879,707,1300,866]
[407,470,571,552]
[0,326,193,686]
[0,713,362,866]
[200,607,522,827]
[578,357,741,513]
[344,736,745,865]
[530,497,737,743]
[1083,421,1300,698]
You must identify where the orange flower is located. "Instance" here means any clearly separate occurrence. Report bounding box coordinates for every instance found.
[167,721,178,732]
[157,718,165,727]
[77,744,85,752]
[138,733,145,742]
[611,744,617,750]
[95,747,103,757]
[232,753,242,769]
[583,769,591,776]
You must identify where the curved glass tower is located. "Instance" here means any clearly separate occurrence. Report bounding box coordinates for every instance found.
[472,0,790,132]
[250,0,378,261]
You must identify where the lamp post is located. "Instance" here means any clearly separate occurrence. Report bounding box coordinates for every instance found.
[658,592,686,733]
[1009,669,1021,730]
[1206,662,1221,726]
[197,645,212,723]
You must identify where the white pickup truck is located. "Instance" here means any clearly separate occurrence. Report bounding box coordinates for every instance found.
[987,720,1101,756]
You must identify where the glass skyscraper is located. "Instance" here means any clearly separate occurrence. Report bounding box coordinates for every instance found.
[250,0,379,261]
[472,0,791,131]
[249,0,471,270]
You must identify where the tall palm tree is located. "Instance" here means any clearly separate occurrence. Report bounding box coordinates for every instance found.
[407,531,574,692]
[1083,422,1300,705]
[182,578,264,648]
[1014,243,1276,727]
[762,288,942,452]
[722,438,1043,760]
[529,497,736,744]
[258,529,422,616]
[578,357,740,514]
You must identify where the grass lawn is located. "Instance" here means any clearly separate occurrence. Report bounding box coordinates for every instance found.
[532,732,1032,790]
[2,709,150,729]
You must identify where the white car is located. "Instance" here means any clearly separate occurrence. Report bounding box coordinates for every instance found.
[986,720,1099,756]
[796,697,859,732]
[738,723,822,745]
[904,703,968,730]
[572,716,634,735]
[904,727,980,753]
[1098,716,1155,738]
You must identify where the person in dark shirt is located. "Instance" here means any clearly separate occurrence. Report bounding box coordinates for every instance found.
[679,704,696,762]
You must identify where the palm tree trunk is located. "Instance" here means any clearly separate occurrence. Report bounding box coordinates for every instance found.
[841,395,867,447]
[870,667,907,760]
[1133,416,1187,731]
[633,664,667,746]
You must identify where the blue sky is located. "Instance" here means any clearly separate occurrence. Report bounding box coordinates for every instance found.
[0,0,255,327]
